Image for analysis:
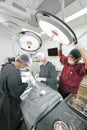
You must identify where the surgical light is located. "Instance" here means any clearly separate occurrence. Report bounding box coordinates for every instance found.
[35,11,77,45]
[18,31,42,52]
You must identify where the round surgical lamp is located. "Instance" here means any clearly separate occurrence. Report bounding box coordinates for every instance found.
[18,31,42,52]
[35,11,77,45]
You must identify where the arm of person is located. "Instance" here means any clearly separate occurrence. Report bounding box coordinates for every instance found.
[46,64,57,86]
[35,72,47,82]
[58,43,63,57]
[75,43,87,70]
[35,77,46,82]
[78,48,87,70]
[46,64,57,90]
[58,43,67,65]
[7,73,28,98]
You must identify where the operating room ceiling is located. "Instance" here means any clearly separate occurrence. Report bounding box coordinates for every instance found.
[0,0,87,37]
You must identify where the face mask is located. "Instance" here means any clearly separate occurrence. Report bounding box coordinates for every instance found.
[68,60,76,65]
[20,67,29,71]
[38,62,43,66]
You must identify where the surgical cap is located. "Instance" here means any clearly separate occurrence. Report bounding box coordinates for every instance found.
[34,52,46,61]
[69,49,81,60]
[17,54,32,66]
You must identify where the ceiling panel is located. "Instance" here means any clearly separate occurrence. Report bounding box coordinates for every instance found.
[0,0,87,37]
[35,0,76,14]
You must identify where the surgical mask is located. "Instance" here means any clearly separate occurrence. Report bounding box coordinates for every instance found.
[19,67,29,72]
[68,57,80,65]
[38,62,43,66]
[68,60,76,65]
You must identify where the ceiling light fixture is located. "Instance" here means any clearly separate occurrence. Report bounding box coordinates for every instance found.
[65,7,87,23]
[35,11,77,45]
[18,31,42,52]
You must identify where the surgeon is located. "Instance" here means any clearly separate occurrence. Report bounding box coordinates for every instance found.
[0,54,32,130]
[58,43,87,99]
[34,52,57,91]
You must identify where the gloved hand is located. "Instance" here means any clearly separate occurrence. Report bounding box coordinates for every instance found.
[30,76,36,86]
[21,72,36,85]
[35,73,39,78]
[21,72,32,83]
[35,77,46,82]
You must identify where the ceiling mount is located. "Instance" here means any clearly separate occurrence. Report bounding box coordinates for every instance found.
[35,11,77,45]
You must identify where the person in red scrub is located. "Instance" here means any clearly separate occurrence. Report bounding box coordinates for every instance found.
[58,43,87,99]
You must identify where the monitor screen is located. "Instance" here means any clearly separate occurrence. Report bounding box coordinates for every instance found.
[48,48,58,56]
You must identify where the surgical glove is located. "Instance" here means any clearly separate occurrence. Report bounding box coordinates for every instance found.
[25,73,36,85]
[21,72,34,84]
[35,77,46,82]
[30,76,36,86]
[35,73,39,78]
[21,72,31,83]
[41,78,46,81]
[21,77,30,83]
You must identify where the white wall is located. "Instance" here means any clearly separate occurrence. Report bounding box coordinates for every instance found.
[0,27,29,69]
[0,28,14,67]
